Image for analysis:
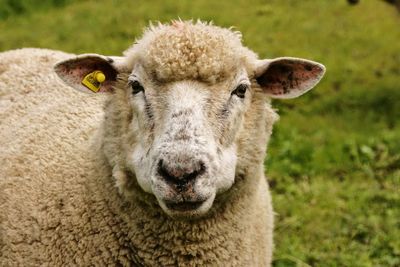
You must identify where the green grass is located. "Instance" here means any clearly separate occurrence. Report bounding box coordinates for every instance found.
[1,0,399,266]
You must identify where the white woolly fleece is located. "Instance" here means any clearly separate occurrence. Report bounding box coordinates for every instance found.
[0,20,325,266]
[124,20,258,83]
[0,47,273,266]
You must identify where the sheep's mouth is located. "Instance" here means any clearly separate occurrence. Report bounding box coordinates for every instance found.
[165,200,205,212]
[157,193,216,218]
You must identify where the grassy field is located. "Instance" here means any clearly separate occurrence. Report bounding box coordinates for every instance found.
[1,0,399,266]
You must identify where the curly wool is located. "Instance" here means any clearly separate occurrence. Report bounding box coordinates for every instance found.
[124,20,257,83]
[1,21,277,266]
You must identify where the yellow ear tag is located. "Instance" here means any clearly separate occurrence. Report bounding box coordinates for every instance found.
[82,71,106,92]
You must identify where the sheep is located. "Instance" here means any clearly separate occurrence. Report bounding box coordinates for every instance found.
[0,21,325,266]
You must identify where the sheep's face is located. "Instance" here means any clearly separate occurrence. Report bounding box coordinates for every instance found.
[123,63,252,218]
[54,21,325,219]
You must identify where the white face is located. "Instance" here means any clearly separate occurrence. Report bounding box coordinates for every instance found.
[54,23,325,220]
[124,65,251,218]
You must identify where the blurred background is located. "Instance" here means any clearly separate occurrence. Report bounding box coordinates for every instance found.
[0,0,399,266]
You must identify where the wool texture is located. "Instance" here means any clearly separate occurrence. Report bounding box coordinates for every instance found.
[1,21,278,266]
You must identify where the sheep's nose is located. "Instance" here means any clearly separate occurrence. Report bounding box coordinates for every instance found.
[157,159,206,190]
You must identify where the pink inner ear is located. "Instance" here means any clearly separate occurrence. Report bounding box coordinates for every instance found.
[256,59,323,97]
[55,57,118,93]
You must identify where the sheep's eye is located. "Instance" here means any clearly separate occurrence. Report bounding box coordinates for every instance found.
[231,84,248,98]
[131,81,144,94]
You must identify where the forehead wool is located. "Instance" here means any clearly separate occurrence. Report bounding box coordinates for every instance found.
[124,21,257,83]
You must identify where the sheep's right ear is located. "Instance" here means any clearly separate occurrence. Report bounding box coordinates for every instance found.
[54,54,126,94]
[255,57,325,99]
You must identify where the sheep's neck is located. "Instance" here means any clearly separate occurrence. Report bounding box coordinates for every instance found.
[88,160,263,265]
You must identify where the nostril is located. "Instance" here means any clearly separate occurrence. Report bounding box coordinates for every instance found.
[157,159,175,183]
[157,159,206,187]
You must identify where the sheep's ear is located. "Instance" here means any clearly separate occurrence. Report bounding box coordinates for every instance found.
[255,57,325,99]
[54,54,126,94]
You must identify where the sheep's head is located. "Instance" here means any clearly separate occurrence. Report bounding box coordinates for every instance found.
[55,21,325,219]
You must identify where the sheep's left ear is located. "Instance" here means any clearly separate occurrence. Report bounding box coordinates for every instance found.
[54,54,126,94]
[255,57,326,99]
